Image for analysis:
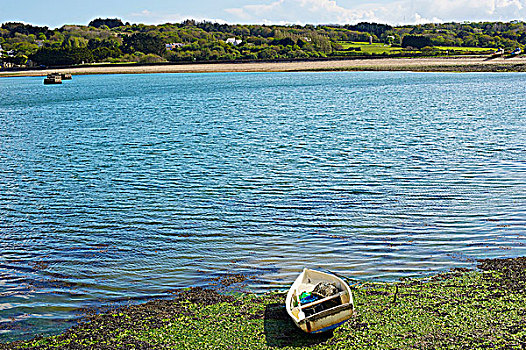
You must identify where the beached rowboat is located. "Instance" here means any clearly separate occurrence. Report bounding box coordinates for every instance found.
[286,268,354,333]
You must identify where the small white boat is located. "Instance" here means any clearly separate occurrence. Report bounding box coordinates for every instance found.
[510,48,522,56]
[492,48,505,57]
[286,268,354,333]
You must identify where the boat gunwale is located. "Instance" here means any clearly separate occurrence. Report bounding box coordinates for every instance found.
[285,268,354,331]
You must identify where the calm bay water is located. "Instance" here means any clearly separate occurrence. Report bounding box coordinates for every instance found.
[1,71,525,340]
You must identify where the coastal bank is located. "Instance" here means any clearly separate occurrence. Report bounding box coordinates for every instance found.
[1,57,526,78]
[2,257,525,350]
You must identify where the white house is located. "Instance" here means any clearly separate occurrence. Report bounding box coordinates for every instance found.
[226,37,243,46]
[165,43,185,50]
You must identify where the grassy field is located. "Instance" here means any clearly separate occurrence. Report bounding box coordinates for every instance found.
[336,42,496,56]
[2,257,525,349]
[336,41,404,55]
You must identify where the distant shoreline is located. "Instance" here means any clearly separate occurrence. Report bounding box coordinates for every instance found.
[1,57,526,78]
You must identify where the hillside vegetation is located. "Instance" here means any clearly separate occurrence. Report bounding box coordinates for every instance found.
[0,20,525,67]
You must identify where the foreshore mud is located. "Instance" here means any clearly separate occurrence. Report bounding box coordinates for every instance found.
[2,257,525,349]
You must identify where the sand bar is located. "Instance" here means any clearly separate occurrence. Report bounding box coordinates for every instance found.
[1,57,526,77]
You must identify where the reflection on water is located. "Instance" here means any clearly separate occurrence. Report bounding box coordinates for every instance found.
[0,72,525,341]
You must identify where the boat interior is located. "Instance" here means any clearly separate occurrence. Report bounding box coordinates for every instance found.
[289,271,351,321]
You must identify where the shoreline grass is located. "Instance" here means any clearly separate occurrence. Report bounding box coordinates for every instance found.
[1,257,525,349]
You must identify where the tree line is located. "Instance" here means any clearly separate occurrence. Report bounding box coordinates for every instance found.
[1,19,524,67]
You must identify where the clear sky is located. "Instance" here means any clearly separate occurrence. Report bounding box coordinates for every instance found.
[1,0,525,28]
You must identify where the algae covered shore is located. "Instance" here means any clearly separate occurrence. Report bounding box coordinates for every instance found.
[2,257,525,350]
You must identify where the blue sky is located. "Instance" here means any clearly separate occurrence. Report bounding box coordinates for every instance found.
[1,0,525,28]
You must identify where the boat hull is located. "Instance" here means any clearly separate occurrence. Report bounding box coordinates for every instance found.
[286,268,354,334]
[298,303,354,333]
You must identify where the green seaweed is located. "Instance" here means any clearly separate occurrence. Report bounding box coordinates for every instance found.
[2,258,525,349]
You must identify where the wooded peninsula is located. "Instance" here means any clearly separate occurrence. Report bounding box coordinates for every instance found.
[0,19,525,68]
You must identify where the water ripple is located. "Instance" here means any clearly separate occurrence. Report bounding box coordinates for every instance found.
[0,72,525,341]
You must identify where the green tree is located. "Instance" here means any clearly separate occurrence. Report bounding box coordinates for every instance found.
[259,48,278,59]
[402,35,432,49]
[3,53,27,66]
[122,33,165,55]
[31,47,93,66]
[92,47,122,61]
[139,54,165,64]
[89,18,124,29]
[62,36,87,49]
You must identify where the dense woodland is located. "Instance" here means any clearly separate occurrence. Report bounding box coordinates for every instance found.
[0,19,525,67]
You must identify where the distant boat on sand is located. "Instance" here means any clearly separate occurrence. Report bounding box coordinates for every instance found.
[510,48,522,56]
[491,48,504,57]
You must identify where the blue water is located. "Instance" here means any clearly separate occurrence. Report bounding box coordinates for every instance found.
[1,71,525,341]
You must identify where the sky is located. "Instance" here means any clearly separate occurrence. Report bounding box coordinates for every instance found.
[1,0,525,28]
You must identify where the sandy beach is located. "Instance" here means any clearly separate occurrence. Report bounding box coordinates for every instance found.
[1,56,526,77]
